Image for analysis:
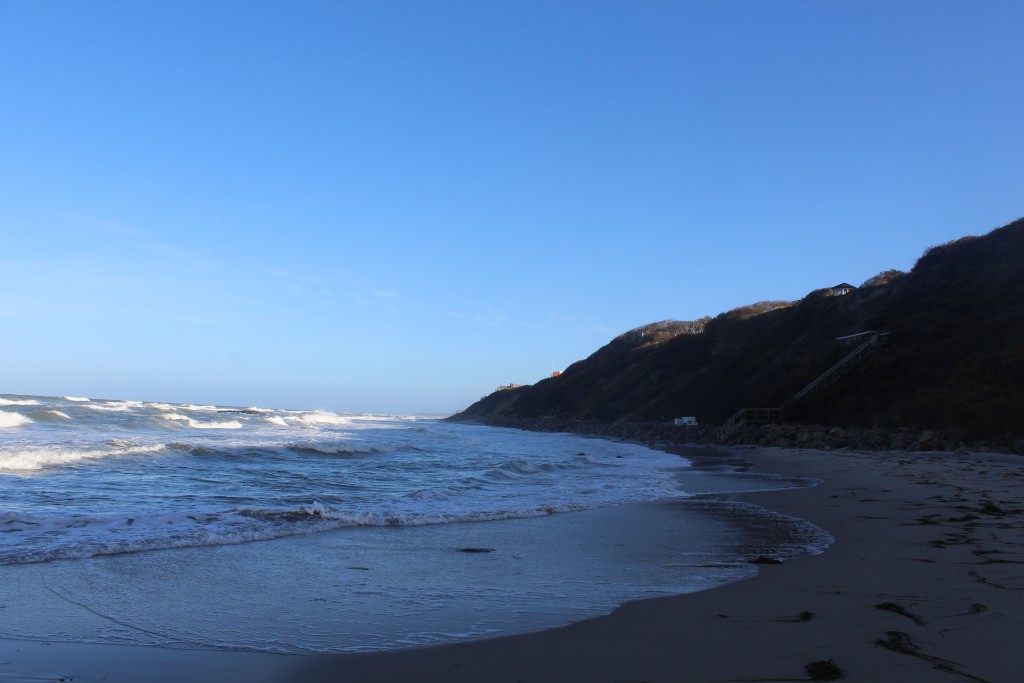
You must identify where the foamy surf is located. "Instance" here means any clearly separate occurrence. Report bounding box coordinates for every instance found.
[0,393,832,657]
[295,410,352,427]
[0,394,703,567]
[0,443,166,472]
[83,401,144,412]
[155,413,243,429]
[0,498,614,566]
[0,411,32,429]
[0,398,40,406]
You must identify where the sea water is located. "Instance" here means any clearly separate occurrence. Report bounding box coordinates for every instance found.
[0,394,830,653]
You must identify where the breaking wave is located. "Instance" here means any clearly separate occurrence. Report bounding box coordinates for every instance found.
[0,394,700,570]
[287,442,385,457]
[84,401,144,412]
[28,410,73,422]
[154,413,243,430]
[0,444,166,472]
[0,499,599,565]
[0,412,32,429]
[294,411,352,427]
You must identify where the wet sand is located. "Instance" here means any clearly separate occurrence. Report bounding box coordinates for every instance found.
[3,446,1022,682]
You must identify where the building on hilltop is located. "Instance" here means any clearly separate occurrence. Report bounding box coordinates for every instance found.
[829,282,856,296]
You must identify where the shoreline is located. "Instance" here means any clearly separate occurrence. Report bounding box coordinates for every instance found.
[3,444,1022,681]
[289,445,1023,682]
[453,415,1024,455]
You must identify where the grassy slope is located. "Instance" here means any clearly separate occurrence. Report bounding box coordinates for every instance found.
[453,218,1024,438]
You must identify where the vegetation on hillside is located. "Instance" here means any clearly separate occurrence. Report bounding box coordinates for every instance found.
[451,217,1024,440]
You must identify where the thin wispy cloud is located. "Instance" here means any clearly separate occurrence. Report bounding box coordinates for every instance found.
[60,212,146,238]
[59,213,220,273]
[142,242,220,272]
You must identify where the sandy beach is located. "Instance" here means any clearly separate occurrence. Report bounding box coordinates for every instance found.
[3,445,1022,682]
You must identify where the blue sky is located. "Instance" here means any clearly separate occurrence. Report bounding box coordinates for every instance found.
[1,0,1021,414]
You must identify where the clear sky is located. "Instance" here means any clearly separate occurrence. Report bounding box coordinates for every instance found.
[1,0,1021,414]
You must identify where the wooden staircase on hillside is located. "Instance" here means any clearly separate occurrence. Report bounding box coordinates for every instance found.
[718,331,890,435]
[782,331,890,407]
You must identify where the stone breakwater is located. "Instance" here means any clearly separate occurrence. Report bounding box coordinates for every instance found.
[472,418,1024,456]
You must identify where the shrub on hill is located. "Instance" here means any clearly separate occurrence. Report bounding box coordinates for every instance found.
[452,217,1024,439]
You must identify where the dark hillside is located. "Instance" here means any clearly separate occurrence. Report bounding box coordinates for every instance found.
[451,218,1024,440]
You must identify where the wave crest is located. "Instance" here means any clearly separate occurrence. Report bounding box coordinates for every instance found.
[0,411,32,429]
[155,413,243,430]
[0,444,165,472]
[26,410,73,422]
[294,411,351,427]
[84,401,143,412]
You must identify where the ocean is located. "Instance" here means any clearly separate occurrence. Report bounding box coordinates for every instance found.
[0,394,831,654]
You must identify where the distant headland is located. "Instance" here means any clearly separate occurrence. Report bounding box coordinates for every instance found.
[449,217,1024,454]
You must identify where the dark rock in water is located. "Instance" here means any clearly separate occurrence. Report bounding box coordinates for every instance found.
[979,501,1013,516]
[459,547,496,553]
[750,555,782,564]
[806,658,844,680]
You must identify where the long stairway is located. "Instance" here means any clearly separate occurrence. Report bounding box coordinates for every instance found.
[719,331,889,435]
[782,331,889,407]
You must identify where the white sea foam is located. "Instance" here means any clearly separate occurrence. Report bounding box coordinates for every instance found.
[0,398,40,406]
[0,444,165,472]
[193,420,243,429]
[0,402,697,565]
[63,396,91,402]
[0,499,607,564]
[236,500,596,527]
[0,396,835,657]
[181,404,218,412]
[156,413,242,430]
[0,412,32,429]
[84,401,143,412]
[295,411,351,427]
[156,412,191,423]
[0,493,663,565]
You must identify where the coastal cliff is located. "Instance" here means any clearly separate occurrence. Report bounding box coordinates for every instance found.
[450,217,1024,445]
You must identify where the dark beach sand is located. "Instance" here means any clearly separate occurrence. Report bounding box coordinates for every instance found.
[3,446,1022,682]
